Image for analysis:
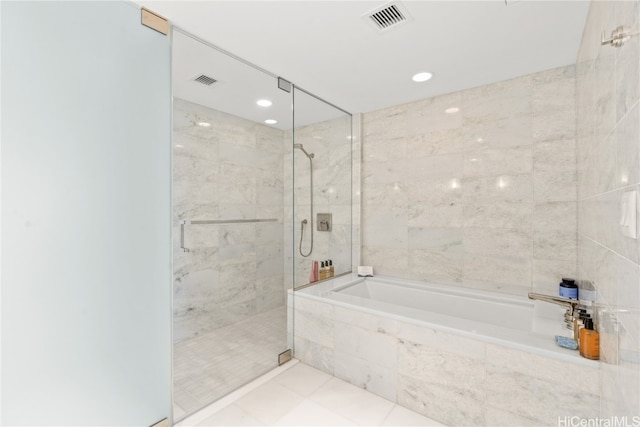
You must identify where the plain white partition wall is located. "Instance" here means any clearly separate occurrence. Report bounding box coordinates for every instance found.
[1,2,171,425]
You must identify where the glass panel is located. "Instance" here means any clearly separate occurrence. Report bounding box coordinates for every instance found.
[1,2,171,425]
[171,30,291,420]
[290,88,352,289]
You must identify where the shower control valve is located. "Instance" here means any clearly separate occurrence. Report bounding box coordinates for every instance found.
[317,213,332,231]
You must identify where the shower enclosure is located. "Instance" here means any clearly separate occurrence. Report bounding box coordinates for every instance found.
[171,29,353,421]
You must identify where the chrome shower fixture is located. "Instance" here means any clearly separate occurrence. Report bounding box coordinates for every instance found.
[295,143,315,257]
[294,143,314,159]
[601,25,638,48]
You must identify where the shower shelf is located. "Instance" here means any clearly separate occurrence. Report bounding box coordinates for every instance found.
[180,218,278,252]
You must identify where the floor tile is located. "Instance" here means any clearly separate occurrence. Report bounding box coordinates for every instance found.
[309,377,396,426]
[196,404,265,426]
[233,380,305,425]
[382,405,445,426]
[272,362,333,397]
[274,399,357,426]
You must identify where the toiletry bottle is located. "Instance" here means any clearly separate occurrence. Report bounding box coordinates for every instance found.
[559,278,578,299]
[329,260,334,277]
[311,261,319,282]
[573,309,587,342]
[319,261,326,280]
[579,318,599,360]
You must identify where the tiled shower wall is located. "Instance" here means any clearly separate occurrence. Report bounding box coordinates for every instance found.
[284,116,353,288]
[361,65,577,297]
[173,98,285,342]
[576,0,640,418]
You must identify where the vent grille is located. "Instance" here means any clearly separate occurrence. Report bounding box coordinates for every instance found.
[369,4,406,30]
[194,74,217,86]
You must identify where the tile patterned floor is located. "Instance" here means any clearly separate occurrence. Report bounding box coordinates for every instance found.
[178,360,445,426]
[174,306,288,419]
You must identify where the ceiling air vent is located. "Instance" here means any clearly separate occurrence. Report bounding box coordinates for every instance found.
[364,2,412,32]
[193,74,217,86]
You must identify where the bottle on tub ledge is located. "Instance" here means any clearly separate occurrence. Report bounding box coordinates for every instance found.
[579,318,600,360]
[320,261,328,280]
[329,259,334,277]
[309,260,319,283]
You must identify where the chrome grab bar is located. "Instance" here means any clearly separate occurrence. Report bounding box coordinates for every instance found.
[179,218,278,252]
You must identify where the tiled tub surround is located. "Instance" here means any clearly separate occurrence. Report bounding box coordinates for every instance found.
[576,0,640,419]
[284,115,353,289]
[293,274,599,427]
[361,65,577,297]
[173,98,286,342]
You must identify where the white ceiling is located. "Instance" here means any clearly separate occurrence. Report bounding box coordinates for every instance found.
[139,0,590,115]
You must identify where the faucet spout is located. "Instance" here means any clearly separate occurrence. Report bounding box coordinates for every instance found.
[528,292,581,329]
[528,292,579,313]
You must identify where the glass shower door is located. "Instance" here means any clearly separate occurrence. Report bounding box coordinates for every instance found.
[171,30,292,420]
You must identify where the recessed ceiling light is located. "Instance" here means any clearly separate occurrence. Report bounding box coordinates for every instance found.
[412,72,433,82]
[197,121,211,127]
[445,107,460,114]
[265,119,277,125]
[175,144,184,148]
[477,138,484,142]
[257,99,272,107]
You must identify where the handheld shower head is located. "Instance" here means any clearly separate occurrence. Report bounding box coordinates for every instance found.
[294,143,315,159]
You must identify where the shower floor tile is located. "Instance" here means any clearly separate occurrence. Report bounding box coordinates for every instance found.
[177,360,445,427]
[173,306,288,419]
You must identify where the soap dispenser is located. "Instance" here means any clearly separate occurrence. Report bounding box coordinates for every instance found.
[579,318,599,360]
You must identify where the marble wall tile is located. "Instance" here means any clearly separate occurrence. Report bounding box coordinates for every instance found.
[362,65,576,296]
[463,227,531,258]
[333,352,397,402]
[577,0,640,420]
[173,98,285,341]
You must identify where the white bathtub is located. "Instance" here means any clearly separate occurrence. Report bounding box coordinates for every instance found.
[291,274,599,426]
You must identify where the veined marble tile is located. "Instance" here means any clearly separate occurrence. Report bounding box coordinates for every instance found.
[486,344,599,393]
[463,174,533,202]
[463,254,531,288]
[532,109,576,143]
[396,322,485,358]
[485,370,598,423]
[397,374,485,427]
[406,153,462,181]
[294,299,335,348]
[361,182,408,208]
[408,249,463,284]
[463,226,531,258]
[616,104,640,188]
[462,115,533,151]
[361,246,408,277]
[532,77,576,116]
[533,201,577,232]
[362,134,408,162]
[533,139,577,173]
[333,351,397,402]
[534,169,578,203]
[408,227,463,253]
[406,128,465,156]
[485,407,545,427]
[334,321,397,369]
[463,146,533,178]
[463,199,533,229]
[361,207,407,249]
[292,336,334,375]
[533,229,577,262]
